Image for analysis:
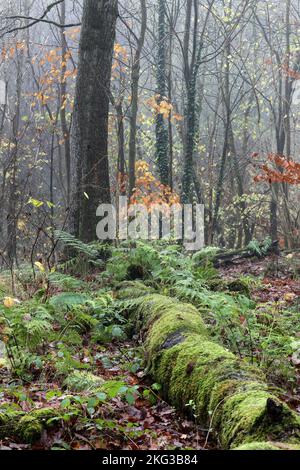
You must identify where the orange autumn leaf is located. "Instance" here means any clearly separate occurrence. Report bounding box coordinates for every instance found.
[128,160,180,211]
[254,153,300,185]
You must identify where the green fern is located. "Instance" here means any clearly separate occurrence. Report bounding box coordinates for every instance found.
[55,230,99,259]
[63,370,104,392]
[71,310,98,332]
[60,329,83,347]
[49,292,89,310]
[23,318,52,349]
[1,303,54,355]
[247,239,263,256]
[106,241,162,281]
[48,272,85,291]
[54,345,89,377]
[247,238,272,257]
[192,246,221,264]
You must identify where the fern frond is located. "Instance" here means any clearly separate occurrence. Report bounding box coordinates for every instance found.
[54,230,99,259]
[49,292,89,310]
[49,272,85,291]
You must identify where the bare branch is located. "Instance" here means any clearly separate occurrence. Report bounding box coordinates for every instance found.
[0,0,81,38]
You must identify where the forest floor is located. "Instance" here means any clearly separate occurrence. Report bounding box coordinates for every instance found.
[0,339,210,450]
[219,254,300,414]
[1,245,300,450]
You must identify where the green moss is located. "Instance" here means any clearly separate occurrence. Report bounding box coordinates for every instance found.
[152,342,185,391]
[115,281,153,300]
[120,293,207,351]
[17,408,58,443]
[132,294,175,332]
[145,305,206,354]
[165,336,235,415]
[208,368,267,427]
[227,279,251,298]
[233,442,281,450]
[221,392,300,449]
[63,370,105,392]
[117,282,300,450]
[234,441,300,450]
[0,410,23,439]
[220,390,273,448]
[136,294,177,320]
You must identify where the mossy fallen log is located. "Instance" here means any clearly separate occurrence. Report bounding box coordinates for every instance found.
[234,441,300,450]
[196,241,279,268]
[0,407,62,443]
[116,282,300,450]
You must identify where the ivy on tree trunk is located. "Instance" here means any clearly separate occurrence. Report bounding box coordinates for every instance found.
[156,0,169,187]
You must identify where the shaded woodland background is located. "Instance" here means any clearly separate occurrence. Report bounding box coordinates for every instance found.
[1,0,300,267]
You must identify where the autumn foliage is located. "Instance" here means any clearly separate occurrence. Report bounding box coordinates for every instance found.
[117,160,180,209]
[254,153,300,185]
[147,94,183,122]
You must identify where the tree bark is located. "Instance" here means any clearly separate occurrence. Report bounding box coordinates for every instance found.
[71,0,118,242]
[59,0,71,207]
[128,0,147,197]
[156,0,169,186]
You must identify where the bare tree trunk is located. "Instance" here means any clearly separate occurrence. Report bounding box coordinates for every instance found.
[116,99,126,195]
[60,0,71,206]
[7,56,22,265]
[72,0,118,241]
[0,82,8,243]
[128,0,147,196]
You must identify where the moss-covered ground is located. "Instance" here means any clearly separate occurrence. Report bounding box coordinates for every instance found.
[1,241,300,450]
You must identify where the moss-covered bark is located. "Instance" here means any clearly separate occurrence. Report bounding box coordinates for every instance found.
[0,407,63,443]
[234,441,300,450]
[116,282,300,450]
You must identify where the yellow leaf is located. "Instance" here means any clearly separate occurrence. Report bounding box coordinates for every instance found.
[34,261,45,272]
[17,220,26,230]
[28,197,44,208]
[0,358,7,368]
[284,292,296,302]
[3,297,15,308]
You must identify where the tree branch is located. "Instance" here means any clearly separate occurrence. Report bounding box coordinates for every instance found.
[1,0,81,38]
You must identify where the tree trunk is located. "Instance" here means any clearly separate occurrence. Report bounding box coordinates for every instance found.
[60,0,71,207]
[117,282,300,450]
[128,0,147,197]
[7,49,23,265]
[71,0,118,242]
[116,100,126,196]
[156,0,169,186]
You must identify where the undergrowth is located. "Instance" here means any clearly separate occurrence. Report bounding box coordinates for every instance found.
[1,236,299,448]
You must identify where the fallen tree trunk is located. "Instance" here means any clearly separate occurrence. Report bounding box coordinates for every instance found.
[210,241,279,268]
[116,281,300,450]
[0,407,65,443]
